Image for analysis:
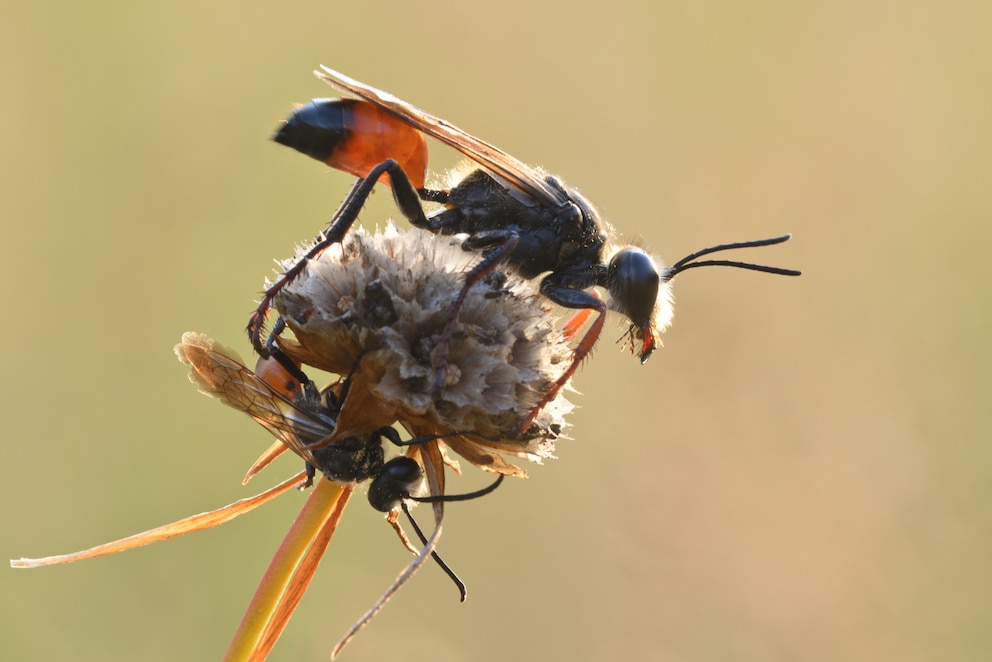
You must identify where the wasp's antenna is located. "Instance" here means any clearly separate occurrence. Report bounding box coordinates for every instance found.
[665,234,802,281]
[400,503,467,602]
[412,473,505,504]
[399,473,505,601]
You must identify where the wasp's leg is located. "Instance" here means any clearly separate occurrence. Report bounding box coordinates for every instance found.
[247,159,445,355]
[430,233,520,393]
[262,316,314,389]
[377,427,483,448]
[514,279,607,435]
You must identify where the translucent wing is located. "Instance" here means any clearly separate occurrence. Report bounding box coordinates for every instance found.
[315,66,571,210]
[176,333,335,466]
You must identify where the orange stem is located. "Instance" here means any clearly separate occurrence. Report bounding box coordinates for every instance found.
[224,479,351,662]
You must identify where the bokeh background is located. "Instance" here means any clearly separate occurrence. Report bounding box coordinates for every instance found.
[3,2,989,660]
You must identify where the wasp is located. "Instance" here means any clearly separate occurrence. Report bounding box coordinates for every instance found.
[177,332,502,601]
[248,67,801,427]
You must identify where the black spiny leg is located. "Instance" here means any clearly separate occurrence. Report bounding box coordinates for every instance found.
[247,159,444,355]
[430,233,521,393]
[264,316,312,388]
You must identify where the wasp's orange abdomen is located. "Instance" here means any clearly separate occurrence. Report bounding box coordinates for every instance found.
[254,355,302,400]
[275,98,428,188]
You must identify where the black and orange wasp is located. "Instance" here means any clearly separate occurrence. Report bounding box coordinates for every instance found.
[178,333,502,600]
[247,67,801,430]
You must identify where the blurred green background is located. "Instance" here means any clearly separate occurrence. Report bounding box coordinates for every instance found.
[3,1,990,660]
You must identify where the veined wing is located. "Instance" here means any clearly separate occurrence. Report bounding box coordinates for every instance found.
[315,66,571,211]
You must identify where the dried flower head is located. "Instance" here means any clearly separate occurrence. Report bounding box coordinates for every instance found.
[271,222,575,477]
[11,226,581,661]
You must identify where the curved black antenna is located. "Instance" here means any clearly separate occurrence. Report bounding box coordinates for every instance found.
[665,234,802,281]
[396,473,505,601]
[411,473,505,503]
[400,502,467,602]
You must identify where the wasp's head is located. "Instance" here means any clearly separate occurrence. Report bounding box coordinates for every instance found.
[606,247,674,363]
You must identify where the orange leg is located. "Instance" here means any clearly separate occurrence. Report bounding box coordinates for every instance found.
[515,301,606,435]
[559,289,602,339]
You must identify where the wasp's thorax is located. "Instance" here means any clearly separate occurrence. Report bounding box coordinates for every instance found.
[605,246,674,363]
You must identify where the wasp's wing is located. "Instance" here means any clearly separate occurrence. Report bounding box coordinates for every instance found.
[176,333,333,466]
[315,66,570,210]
